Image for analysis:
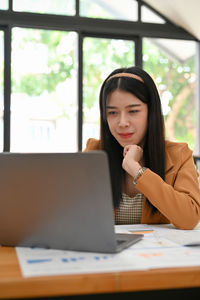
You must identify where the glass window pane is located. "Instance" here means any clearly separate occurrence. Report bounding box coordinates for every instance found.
[143,38,196,151]
[0,31,3,151]
[13,0,75,16]
[11,28,78,152]
[80,0,138,21]
[0,0,8,10]
[83,37,135,149]
[141,5,165,24]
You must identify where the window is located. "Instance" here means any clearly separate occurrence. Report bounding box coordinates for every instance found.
[82,37,135,149]
[0,0,8,10]
[141,5,165,23]
[143,38,196,150]
[0,1,198,153]
[11,28,78,152]
[13,0,75,16]
[80,0,138,21]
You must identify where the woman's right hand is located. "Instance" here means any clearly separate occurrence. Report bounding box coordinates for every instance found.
[122,144,143,178]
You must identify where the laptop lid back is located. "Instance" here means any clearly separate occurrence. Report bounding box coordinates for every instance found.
[0,152,118,253]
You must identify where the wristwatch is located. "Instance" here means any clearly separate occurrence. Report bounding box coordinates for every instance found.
[132,167,147,185]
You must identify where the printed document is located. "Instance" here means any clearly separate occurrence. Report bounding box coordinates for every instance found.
[16,222,200,277]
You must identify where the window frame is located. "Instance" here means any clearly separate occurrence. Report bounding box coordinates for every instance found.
[0,0,199,152]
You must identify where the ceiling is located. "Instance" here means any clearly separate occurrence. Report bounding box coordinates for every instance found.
[143,0,200,40]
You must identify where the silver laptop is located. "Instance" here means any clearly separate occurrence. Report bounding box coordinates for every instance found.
[0,151,143,253]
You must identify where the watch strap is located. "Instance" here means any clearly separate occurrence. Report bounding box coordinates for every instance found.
[132,167,147,185]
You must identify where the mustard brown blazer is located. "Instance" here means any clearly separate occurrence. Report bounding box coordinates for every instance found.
[85,138,200,229]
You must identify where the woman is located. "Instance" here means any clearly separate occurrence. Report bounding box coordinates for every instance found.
[85,66,200,229]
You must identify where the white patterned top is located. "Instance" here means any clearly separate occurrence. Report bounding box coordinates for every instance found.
[115,193,144,224]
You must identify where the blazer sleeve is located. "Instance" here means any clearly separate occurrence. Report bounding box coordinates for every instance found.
[136,144,200,229]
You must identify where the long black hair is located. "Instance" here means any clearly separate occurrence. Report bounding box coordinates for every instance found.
[99,66,165,211]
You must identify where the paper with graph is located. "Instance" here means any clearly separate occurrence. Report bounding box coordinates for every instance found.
[16,222,200,277]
